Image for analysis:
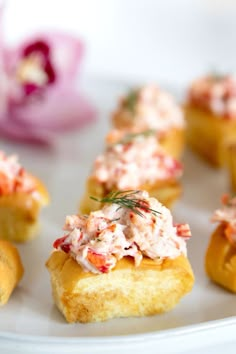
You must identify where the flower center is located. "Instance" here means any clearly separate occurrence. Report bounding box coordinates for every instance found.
[16,40,56,96]
[16,53,48,87]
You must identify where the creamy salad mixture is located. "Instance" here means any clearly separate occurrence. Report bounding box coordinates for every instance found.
[114,85,184,131]
[0,151,37,196]
[93,135,182,190]
[187,74,236,118]
[53,191,191,274]
[212,194,236,245]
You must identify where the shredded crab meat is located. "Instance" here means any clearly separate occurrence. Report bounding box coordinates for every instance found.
[92,136,182,190]
[212,194,236,245]
[0,151,36,196]
[187,75,236,118]
[114,85,185,131]
[53,191,191,274]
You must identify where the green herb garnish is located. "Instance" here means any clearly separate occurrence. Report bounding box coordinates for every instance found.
[90,190,160,218]
[124,89,138,113]
[209,70,229,81]
[115,129,156,145]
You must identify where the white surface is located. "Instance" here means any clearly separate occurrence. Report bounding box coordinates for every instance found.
[3,0,236,87]
[0,79,235,353]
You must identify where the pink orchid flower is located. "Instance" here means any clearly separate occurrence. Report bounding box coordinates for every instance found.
[0,32,96,145]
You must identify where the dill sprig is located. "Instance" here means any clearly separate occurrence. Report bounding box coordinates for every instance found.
[209,70,229,81]
[124,89,138,113]
[115,129,156,145]
[90,190,161,218]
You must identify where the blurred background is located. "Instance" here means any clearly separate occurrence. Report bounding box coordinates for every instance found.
[4,0,236,89]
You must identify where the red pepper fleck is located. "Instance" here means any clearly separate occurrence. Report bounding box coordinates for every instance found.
[53,235,68,249]
[122,142,132,152]
[61,243,71,253]
[138,200,151,213]
[107,224,116,232]
[175,223,191,240]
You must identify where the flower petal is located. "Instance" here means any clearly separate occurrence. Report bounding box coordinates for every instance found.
[0,5,7,118]
[4,31,84,82]
[9,85,97,132]
[0,29,96,145]
[0,116,56,145]
[46,32,84,80]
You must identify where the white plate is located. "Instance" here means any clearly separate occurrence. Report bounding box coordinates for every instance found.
[0,79,236,354]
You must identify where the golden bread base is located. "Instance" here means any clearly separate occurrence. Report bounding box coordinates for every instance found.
[0,175,49,243]
[155,128,185,159]
[185,105,236,167]
[79,176,182,215]
[0,239,24,305]
[46,251,194,323]
[184,105,236,167]
[205,223,236,293]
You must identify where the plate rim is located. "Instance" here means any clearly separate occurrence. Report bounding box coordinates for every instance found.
[0,316,236,346]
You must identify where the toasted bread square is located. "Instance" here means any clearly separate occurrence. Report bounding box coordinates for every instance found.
[205,224,236,293]
[46,251,194,323]
[0,176,49,242]
[0,240,24,305]
[185,105,236,167]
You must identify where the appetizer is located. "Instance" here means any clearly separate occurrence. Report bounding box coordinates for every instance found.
[80,132,183,214]
[111,85,185,158]
[46,190,194,323]
[0,151,49,242]
[0,239,24,305]
[185,74,236,167]
[205,194,236,292]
